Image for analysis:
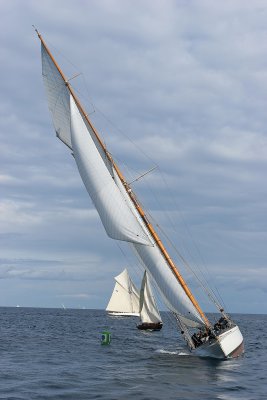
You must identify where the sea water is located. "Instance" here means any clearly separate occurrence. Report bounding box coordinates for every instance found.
[0,308,265,399]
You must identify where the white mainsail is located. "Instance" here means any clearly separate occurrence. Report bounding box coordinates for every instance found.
[106,269,139,315]
[139,271,162,324]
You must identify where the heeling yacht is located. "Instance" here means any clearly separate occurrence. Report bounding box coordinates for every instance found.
[35,29,244,359]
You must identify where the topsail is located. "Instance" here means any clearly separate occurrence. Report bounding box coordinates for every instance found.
[41,44,72,149]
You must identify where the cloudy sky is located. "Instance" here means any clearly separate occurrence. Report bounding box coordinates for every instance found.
[0,0,266,313]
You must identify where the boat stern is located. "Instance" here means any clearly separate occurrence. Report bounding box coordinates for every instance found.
[218,325,244,358]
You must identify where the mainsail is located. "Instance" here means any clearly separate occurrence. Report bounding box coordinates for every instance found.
[106,269,139,315]
[139,271,162,324]
[39,31,209,330]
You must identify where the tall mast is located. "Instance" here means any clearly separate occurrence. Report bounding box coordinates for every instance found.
[36,30,210,327]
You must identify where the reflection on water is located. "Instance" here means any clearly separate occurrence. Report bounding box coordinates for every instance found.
[153,349,224,382]
[148,343,249,400]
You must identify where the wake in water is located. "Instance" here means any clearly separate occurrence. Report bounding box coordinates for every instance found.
[155,348,191,356]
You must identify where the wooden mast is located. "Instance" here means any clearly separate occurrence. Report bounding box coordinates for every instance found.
[36,30,211,328]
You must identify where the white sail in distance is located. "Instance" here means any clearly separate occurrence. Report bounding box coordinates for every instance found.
[40,38,207,329]
[106,269,139,314]
[139,271,162,324]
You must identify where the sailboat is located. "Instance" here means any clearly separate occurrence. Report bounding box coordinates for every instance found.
[106,268,140,317]
[137,271,163,331]
[35,29,244,359]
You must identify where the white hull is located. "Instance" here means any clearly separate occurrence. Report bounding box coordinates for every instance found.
[195,325,244,359]
[107,311,139,317]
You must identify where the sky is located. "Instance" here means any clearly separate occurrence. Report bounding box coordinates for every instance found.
[0,0,267,313]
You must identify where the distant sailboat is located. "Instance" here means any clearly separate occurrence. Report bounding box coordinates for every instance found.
[106,269,140,316]
[137,271,163,331]
[36,30,244,359]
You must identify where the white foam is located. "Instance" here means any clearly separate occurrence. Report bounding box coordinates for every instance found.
[155,348,190,356]
[156,349,179,355]
[178,351,191,356]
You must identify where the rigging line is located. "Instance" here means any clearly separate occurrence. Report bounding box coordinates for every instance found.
[134,169,212,290]
[128,166,158,186]
[115,242,174,328]
[68,72,82,82]
[140,178,221,312]
[130,163,201,273]
[127,269,134,312]
[153,215,222,311]
[154,221,224,312]
[70,85,158,185]
[115,242,143,282]
[128,245,191,331]
[170,214,227,312]
[157,168,227,312]
[106,150,149,183]
[154,210,226,313]
[127,243,177,329]
[41,37,83,76]
[41,35,97,118]
[157,181,211,280]
[69,85,96,114]
[174,313,195,350]
[75,73,159,170]
[115,169,218,322]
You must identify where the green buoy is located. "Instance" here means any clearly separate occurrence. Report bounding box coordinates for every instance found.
[101,330,111,345]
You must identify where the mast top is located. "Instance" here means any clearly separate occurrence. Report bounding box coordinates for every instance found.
[32,25,41,39]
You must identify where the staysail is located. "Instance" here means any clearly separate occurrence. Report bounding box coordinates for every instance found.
[39,32,209,330]
[106,269,139,314]
[139,271,162,324]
